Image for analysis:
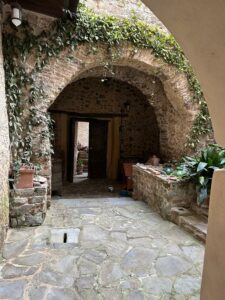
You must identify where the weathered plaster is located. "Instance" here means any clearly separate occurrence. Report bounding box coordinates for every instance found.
[0,20,9,251]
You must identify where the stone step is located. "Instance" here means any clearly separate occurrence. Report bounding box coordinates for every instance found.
[179,214,207,242]
[81,158,88,163]
[78,151,88,159]
[170,206,208,242]
[191,202,209,218]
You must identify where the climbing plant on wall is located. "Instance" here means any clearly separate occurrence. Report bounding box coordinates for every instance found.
[3,2,212,170]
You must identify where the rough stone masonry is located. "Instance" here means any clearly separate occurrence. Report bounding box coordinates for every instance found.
[9,177,48,228]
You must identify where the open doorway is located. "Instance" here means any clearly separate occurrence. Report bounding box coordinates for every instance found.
[73,121,89,181]
[69,118,109,183]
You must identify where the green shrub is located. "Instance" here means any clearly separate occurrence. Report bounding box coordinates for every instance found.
[177,144,225,205]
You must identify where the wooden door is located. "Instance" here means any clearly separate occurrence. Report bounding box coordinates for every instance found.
[89,120,108,178]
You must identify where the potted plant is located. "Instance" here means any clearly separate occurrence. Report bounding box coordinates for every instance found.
[77,159,84,175]
[14,160,35,189]
[176,144,225,206]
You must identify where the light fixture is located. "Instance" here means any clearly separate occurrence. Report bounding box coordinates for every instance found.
[101,78,108,83]
[11,2,22,27]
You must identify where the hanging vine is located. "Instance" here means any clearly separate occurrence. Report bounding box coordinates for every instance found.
[3,3,212,170]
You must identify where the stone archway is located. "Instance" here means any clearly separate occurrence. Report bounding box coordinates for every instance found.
[31,43,198,185]
[75,65,196,160]
[49,76,160,183]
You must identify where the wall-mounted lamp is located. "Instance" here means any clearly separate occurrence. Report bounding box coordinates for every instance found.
[11,2,22,27]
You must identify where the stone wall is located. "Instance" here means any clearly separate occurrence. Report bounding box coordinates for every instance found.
[77,122,89,148]
[9,177,48,228]
[86,0,167,32]
[133,165,196,219]
[0,20,9,250]
[15,0,167,33]
[51,77,160,162]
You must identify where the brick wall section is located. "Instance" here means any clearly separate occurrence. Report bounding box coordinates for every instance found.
[76,65,196,161]
[0,21,9,251]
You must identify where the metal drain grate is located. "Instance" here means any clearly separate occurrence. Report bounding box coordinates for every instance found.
[49,228,80,247]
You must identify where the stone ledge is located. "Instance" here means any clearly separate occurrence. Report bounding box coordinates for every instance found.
[170,207,207,242]
[133,165,196,219]
[179,215,207,242]
[133,164,191,185]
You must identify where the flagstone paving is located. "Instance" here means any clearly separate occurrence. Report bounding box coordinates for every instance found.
[0,197,205,299]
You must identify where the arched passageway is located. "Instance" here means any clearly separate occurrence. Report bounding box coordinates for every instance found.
[30,43,197,192]
[49,76,160,187]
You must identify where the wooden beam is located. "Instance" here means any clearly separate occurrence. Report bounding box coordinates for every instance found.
[5,0,79,18]
[49,110,128,118]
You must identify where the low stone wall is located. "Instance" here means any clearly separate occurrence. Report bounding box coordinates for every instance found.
[9,178,47,228]
[133,165,196,220]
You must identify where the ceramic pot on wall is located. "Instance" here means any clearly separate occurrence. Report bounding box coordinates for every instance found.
[16,167,34,189]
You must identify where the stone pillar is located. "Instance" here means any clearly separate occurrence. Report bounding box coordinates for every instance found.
[0,13,10,251]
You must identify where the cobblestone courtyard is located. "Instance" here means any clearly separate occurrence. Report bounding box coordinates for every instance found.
[0,196,204,299]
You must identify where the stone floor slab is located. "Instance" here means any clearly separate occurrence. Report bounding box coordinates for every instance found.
[155,255,192,277]
[0,195,204,299]
[0,279,27,300]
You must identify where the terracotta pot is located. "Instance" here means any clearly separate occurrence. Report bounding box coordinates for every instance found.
[16,167,34,189]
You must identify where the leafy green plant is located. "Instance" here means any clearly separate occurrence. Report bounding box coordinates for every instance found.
[77,159,84,167]
[177,144,225,205]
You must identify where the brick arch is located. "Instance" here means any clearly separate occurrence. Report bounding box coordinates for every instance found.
[37,44,196,114]
[32,43,198,179]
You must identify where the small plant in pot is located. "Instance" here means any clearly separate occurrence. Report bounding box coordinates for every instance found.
[77,159,84,175]
[14,160,35,189]
[176,144,225,206]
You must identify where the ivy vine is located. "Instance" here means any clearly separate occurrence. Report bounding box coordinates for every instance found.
[3,2,212,171]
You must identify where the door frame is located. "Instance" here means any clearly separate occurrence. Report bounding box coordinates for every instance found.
[67,115,112,182]
[67,117,91,182]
